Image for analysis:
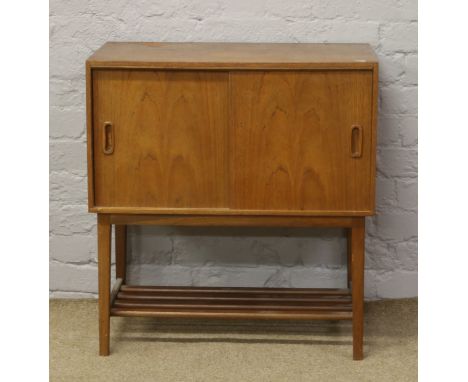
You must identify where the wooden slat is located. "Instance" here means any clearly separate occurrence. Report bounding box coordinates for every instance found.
[116,294,350,305]
[113,302,351,311]
[120,285,350,296]
[110,284,352,321]
[115,296,352,306]
[115,226,127,282]
[110,308,352,320]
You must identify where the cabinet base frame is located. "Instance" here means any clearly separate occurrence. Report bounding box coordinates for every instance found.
[97,213,365,360]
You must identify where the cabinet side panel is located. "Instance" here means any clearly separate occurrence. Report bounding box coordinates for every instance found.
[86,63,95,209]
[229,70,373,213]
[92,70,229,209]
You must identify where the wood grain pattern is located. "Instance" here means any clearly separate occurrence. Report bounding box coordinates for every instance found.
[108,214,356,227]
[97,214,111,356]
[110,309,352,320]
[119,285,350,295]
[86,62,95,209]
[91,206,373,216]
[369,63,379,212]
[92,70,228,209]
[347,228,352,288]
[230,70,373,212]
[87,43,378,360]
[351,217,365,360]
[115,225,127,282]
[110,284,353,320]
[87,42,377,70]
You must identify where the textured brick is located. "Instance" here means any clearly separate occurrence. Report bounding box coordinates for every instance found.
[192,266,279,287]
[380,22,418,53]
[263,268,291,288]
[378,115,417,148]
[376,271,417,298]
[380,85,418,114]
[50,172,87,205]
[305,0,416,22]
[126,264,193,286]
[265,1,316,19]
[193,18,292,42]
[171,228,272,267]
[169,0,226,19]
[290,268,347,288]
[396,180,418,210]
[170,227,345,268]
[378,116,401,146]
[50,107,85,139]
[376,176,396,210]
[50,15,128,49]
[400,116,418,147]
[50,141,87,175]
[223,1,272,18]
[296,236,345,267]
[395,240,418,271]
[305,1,359,20]
[50,235,95,263]
[354,0,417,22]
[372,213,418,241]
[50,262,99,293]
[403,54,418,85]
[50,43,93,81]
[365,237,398,270]
[363,270,380,300]
[137,18,200,41]
[50,203,96,235]
[378,148,417,178]
[49,291,97,299]
[379,53,405,84]
[127,226,175,265]
[50,78,85,108]
[286,20,380,44]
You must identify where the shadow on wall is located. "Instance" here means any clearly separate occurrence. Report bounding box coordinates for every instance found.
[126,225,348,288]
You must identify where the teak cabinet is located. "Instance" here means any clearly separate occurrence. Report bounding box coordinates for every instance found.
[86,42,378,360]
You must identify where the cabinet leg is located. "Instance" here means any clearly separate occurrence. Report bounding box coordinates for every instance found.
[115,225,127,283]
[351,218,365,360]
[347,228,352,289]
[98,214,111,356]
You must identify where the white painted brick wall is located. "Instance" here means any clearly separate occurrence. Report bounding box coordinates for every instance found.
[49,0,418,299]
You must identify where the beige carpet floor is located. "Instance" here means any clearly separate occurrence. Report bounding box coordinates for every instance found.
[50,298,417,382]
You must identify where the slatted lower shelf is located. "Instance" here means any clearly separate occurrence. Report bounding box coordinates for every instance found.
[110,284,353,320]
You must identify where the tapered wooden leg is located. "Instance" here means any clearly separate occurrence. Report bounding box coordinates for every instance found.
[351,218,365,360]
[98,214,111,356]
[115,225,127,283]
[347,228,352,289]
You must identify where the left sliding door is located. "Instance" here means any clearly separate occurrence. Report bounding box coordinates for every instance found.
[92,70,229,209]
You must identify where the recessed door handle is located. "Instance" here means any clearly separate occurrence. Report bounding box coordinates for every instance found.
[350,125,363,158]
[102,121,114,155]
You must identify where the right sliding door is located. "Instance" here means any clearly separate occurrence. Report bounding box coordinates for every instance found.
[229,70,374,214]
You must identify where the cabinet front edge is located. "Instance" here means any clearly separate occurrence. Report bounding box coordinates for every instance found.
[88,207,375,217]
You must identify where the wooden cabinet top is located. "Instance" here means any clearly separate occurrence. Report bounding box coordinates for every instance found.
[87,42,378,69]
